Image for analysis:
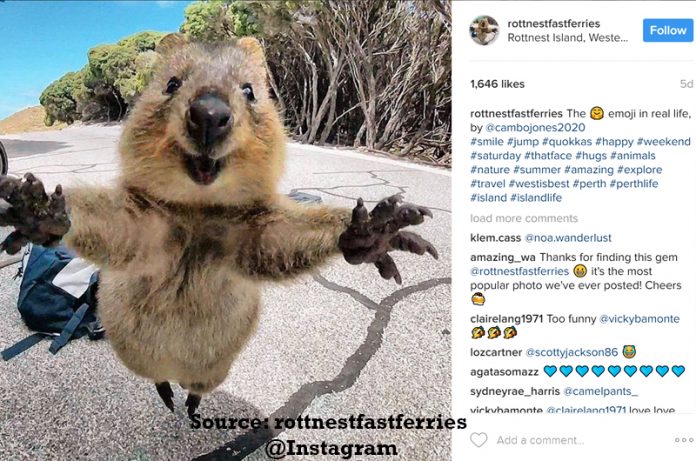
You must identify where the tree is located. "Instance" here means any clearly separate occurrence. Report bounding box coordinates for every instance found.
[117,30,166,53]
[83,31,167,113]
[247,2,346,144]
[245,0,451,162]
[39,70,83,126]
[331,0,451,159]
[40,31,167,124]
[180,1,259,40]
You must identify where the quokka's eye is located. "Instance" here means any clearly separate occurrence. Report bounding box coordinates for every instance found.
[165,76,182,95]
[241,83,255,102]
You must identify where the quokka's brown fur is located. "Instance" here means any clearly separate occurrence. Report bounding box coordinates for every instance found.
[62,35,352,395]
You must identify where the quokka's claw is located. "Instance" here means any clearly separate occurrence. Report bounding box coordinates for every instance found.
[375,253,402,285]
[369,193,403,222]
[350,197,369,227]
[391,231,439,260]
[416,205,433,219]
[0,230,29,255]
[0,174,70,252]
[0,175,21,198]
[338,194,437,284]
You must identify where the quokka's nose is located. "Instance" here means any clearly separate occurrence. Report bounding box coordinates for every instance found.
[186,94,232,149]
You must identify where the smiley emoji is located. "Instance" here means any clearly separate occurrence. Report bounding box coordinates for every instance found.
[623,345,636,359]
[472,326,485,339]
[590,106,604,120]
[472,292,485,306]
[488,326,501,339]
[504,326,517,339]
[573,264,588,278]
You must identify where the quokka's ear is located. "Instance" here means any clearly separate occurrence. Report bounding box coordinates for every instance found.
[156,33,189,56]
[236,36,266,68]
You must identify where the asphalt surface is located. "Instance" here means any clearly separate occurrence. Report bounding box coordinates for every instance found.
[0,125,451,461]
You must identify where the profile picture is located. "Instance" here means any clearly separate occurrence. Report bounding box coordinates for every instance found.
[470,15,499,46]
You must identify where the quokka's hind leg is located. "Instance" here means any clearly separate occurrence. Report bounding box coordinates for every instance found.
[185,393,202,419]
[180,368,232,417]
[181,381,211,418]
[155,381,175,412]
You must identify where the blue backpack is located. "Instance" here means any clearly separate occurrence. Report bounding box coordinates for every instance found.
[1,244,103,360]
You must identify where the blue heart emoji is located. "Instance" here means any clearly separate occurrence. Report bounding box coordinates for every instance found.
[624,365,637,377]
[656,366,669,377]
[560,365,573,377]
[672,365,685,377]
[576,365,589,377]
[608,365,621,377]
[544,365,557,377]
[592,365,605,377]
[640,365,653,377]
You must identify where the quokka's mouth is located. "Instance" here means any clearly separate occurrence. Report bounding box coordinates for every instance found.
[182,152,222,186]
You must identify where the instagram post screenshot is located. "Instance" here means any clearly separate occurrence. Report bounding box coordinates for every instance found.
[0,1,693,460]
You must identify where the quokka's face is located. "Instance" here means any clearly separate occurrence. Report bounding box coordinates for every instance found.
[120,35,286,206]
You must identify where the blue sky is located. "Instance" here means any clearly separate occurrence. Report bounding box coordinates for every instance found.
[0,0,192,119]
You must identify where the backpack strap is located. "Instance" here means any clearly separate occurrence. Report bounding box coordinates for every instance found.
[48,303,90,355]
[1,332,51,361]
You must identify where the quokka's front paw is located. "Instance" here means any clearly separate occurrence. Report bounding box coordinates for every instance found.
[338,194,438,284]
[0,173,70,254]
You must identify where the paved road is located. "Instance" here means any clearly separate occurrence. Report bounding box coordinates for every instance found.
[0,125,451,461]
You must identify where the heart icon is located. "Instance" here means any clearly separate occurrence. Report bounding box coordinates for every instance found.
[560,365,573,377]
[608,365,621,377]
[624,365,637,377]
[592,365,605,377]
[576,365,589,377]
[656,366,669,377]
[672,365,685,377]
[470,432,488,448]
[640,365,653,377]
[544,365,557,377]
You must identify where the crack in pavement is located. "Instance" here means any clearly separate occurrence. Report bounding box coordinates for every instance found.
[309,274,381,311]
[7,145,117,163]
[290,170,451,213]
[194,275,451,461]
[13,163,119,175]
[313,170,413,175]
[290,171,406,202]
